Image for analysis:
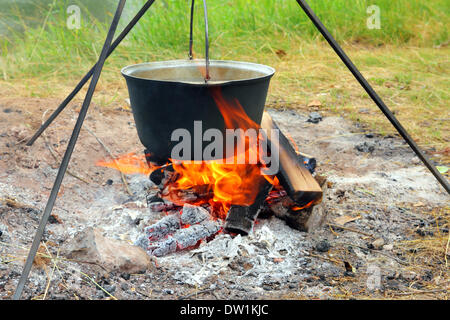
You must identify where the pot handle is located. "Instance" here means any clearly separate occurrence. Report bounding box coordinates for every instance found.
[188,0,210,82]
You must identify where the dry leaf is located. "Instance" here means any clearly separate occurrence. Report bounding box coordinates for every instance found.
[333,215,360,226]
[307,100,322,108]
[275,49,287,58]
[413,202,425,207]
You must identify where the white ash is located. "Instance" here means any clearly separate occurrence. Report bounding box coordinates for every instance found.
[180,204,210,225]
[150,220,221,257]
[140,213,181,243]
[160,218,310,287]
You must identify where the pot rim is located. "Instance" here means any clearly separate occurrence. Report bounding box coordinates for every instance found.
[121,59,275,86]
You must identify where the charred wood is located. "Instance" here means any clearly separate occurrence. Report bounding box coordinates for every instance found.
[260,112,322,207]
[224,179,273,236]
[270,175,328,232]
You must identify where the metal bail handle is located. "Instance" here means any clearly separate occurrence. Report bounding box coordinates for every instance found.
[188,0,210,82]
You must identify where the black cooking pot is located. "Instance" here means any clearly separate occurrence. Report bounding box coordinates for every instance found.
[122,59,275,162]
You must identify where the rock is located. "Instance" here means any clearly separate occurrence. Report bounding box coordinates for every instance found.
[383,244,393,251]
[62,227,153,274]
[120,273,131,280]
[315,240,330,253]
[355,141,375,153]
[370,238,385,250]
[164,289,174,295]
[307,112,323,124]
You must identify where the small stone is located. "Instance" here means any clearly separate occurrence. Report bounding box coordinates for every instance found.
[383,244,393,251]
[62,227,153,274]
[104,285,116,294]
[371,238,385,250]
[355,141,375,153]
[120,273,131,280]
[307,112,323,124]
[164,289,174,295]
[315,240,330,253]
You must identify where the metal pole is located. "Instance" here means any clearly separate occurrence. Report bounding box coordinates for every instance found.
[189,0,195,59]
[13,0,127,300]
[26,0,156,147]
[296,0,449,194]
[202,0,210,81]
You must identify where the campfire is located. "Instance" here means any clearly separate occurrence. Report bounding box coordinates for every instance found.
[97,87,325,257]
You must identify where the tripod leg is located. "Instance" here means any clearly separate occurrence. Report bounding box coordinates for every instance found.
[295,0,449,193]
[26,0,156,147]
[13,0,127,300]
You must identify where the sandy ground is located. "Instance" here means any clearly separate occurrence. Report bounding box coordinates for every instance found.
[0,97,448,300]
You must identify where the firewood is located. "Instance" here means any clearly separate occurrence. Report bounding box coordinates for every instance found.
[270,175,328,232]
[224,179,273,236]
[260,112,322,207]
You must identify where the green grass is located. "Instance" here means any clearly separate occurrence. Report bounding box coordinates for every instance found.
[0,0,448,162]
[0,0,449,80]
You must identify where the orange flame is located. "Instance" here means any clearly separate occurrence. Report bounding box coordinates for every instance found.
[96,151,163,175]
[97,87,275,219]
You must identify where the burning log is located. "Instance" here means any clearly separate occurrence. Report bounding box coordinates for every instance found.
[146,195,176,212]
[260,112,323,207]
[142,213,181,242]
[149,220,221,257]
[224,179,273,236]
[269,175,328,232]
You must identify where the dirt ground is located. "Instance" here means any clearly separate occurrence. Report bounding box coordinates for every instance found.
[0,97,448,300]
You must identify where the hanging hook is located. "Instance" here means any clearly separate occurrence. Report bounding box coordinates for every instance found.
[188,0,210,82]
[202,0,210,82]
